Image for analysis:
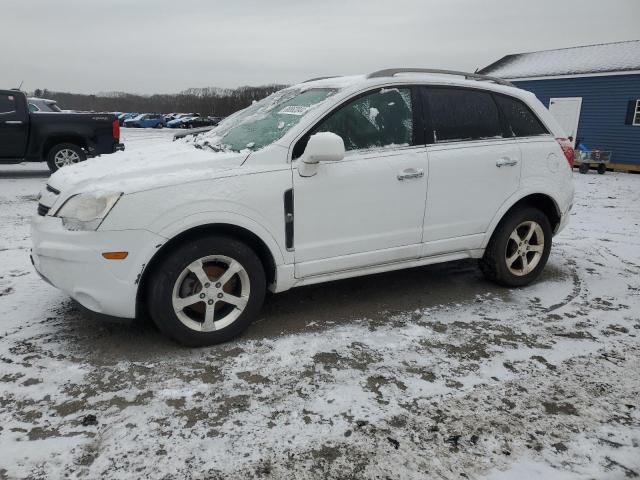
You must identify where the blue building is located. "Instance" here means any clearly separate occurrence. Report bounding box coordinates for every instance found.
[479,40,640,171]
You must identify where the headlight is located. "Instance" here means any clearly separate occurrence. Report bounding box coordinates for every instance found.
[55,192,122,231]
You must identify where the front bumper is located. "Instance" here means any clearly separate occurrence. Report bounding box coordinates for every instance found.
[30,215,165,319]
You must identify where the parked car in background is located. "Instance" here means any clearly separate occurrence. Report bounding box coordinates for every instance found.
[181,116,222,129]
[0,89,124,173]
[167,113,200,128]
[28,97,62,113]
[118,112,138,126]
[124,113,167,128]
[31,69,574,346]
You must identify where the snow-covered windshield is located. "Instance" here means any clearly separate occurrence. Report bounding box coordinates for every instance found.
[196,87,337,152]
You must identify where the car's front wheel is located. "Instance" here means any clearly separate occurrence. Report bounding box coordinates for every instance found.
[147,235,266,347]
[46,143,87,173]
[479,207,552,287]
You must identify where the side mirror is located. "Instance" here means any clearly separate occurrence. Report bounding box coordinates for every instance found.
[298,132,345,177]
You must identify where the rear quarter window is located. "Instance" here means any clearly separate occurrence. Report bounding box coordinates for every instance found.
[425,88,503,142]
[0,94,17,114]
[494,94,549,137]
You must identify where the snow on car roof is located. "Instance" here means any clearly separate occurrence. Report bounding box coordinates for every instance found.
[297,75,367,90]
[478,40,640,79]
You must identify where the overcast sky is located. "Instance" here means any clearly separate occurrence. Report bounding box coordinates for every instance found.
[2,0,638,94]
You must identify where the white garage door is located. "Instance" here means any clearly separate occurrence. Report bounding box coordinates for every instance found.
[549,97,582,147]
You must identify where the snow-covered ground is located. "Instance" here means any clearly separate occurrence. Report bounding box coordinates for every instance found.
[1,130,639,479]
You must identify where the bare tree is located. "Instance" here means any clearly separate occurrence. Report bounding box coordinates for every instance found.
[30,85,288,116]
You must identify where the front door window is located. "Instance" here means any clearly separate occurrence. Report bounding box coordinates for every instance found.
[314,88,414,152]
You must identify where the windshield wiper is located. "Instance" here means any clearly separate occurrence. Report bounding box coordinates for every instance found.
[198,140,233,153]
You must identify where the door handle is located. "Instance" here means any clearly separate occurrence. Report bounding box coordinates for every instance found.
[397,168,424,180]
[496,157,518,167]
[4,120,23,125]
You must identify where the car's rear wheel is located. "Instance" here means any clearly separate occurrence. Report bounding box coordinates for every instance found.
[46,143,86,173]
[147,235,266,347]
[479,207,552,287]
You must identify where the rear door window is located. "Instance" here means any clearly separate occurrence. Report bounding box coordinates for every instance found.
[494,94,549,137]
[0,94,17,114]
[424,88,502,142]
[314,87,414,151]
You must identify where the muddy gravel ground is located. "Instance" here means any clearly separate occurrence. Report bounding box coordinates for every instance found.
[0,130,639,479]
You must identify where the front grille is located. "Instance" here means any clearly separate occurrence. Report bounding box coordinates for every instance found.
[37,204,50,216]
[46,184,60,195]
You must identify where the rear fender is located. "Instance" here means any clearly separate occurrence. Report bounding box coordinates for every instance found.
[482,187,564,249]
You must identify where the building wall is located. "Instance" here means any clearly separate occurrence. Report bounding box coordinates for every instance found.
[514,74,640,165]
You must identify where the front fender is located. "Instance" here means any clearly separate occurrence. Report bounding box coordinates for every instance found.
[155,210,287,266]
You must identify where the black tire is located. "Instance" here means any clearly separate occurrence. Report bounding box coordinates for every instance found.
[147,235,266,347]
[46,143,86,173]
[597,163,606,174]
[579,163,589,174]
[479,207,552,288]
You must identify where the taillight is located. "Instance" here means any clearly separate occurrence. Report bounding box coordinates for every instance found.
[556,137,574,168]
[112,119,120,140]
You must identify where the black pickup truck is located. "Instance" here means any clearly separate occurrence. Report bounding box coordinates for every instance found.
[0,89,124,173]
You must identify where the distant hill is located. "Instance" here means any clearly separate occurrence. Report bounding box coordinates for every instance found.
[29,85,288,115]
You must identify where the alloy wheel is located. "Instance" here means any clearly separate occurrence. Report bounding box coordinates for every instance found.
[171,255,250,332]
[53,149,81,168]
[505,221,545,276]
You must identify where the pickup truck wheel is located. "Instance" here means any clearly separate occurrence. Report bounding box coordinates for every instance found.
[47,143,86,173]
[479,207,552,288]
[147,235,266,347]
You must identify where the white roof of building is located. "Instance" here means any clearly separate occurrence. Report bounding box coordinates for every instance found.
[478,40,640,79]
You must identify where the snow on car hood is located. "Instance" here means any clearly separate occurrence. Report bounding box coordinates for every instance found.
[49,141,248,195]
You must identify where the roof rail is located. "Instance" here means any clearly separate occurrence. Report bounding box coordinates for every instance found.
[366,68,515,87]
[302,76,339,83]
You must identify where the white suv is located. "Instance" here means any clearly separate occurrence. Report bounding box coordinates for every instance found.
[31,69,575,346]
